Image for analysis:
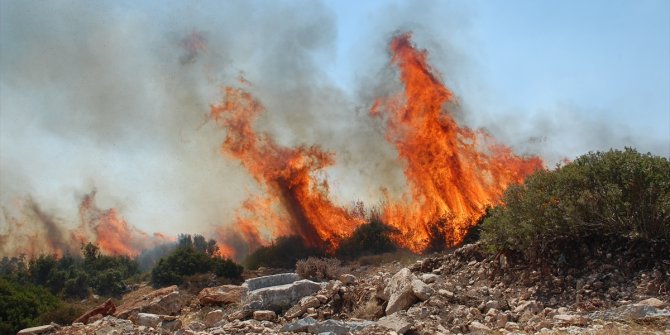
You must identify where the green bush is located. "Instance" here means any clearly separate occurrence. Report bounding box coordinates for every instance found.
[481,148,670,265]
[335,217,399,260]
[0,277,60,334]
[244,235,324,270]
[150,237,243,287]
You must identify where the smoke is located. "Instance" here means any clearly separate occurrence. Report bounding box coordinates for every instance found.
[1,1,667,257]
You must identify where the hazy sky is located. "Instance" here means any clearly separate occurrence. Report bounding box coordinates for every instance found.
[1,0,668,236]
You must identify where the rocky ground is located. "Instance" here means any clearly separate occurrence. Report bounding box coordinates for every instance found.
[17,243,670,335]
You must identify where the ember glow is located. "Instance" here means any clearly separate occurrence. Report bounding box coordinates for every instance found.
[209,33,542,256]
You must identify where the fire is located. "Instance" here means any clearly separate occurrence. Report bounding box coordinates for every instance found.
[210,33,542,255]
[371,33,543,251]
[0,192,171,258]
[76,191,171,256]
[210,87,364,256]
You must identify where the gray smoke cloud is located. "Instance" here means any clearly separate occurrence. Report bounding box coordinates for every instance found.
[1,0,666,248]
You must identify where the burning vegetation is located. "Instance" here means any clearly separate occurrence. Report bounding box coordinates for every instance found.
[2,33,542,261]
[209,33,542,257]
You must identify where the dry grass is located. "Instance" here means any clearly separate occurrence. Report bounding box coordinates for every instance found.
[295,257,344,281]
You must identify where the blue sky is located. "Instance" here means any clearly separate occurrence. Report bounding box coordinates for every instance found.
[1,0,668,235]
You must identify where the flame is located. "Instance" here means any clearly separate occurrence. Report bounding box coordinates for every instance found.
[76,191,171,256]
[210,87,363,255]
[0,192,171,258]
[371,33,543,251]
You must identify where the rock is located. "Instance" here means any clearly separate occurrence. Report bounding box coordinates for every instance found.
[160,319,182,331]
[244,279,324,312]
[637,297,667,308]
[411,279,434,301]
[385,268,419,315]
[485,300,500,311]
[438,289,454,298]
[17,325,56,334]
[469,321,491,333]
[136,313,160,328]
[339,274,357,285]
[73,298,116,324]
[589,304,670,321]
[420,273,438,284]
[513,300,542,314]
[377,313,412,334]
[115,285,190,318]
[204,309,225,327]
[253,310,277,321]
[280,316,317,332]
[188,321,206,331]
[553,314,588,326]
[284,304,307,320]
[316,294,328,303]
[198,285,246,306]
[243,272,299,291]
[300,295,321,309]
[307,319,374,335]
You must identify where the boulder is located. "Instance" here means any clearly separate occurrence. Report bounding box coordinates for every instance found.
[243,273,299,291]
[160,319,182,331]
[589,304,670,321]
[253,310,277,321]
[244,279,324,312]
[280,316,317,332]
[637,297,667,308]
[339,274,357,285]
[307,319,374,335]
[136,313,160,328]
[411,279,434,301]
[377,313,412,334]
[468,321,492,333]
[204,309,225,327]
[384,268,419,315]
[17,325,56,335]
[73,298,116,324]
[420,273,438,284]
[115,285,191,318]
[300,296,321,309]
[553,314,588,326]
[198,285,246,306]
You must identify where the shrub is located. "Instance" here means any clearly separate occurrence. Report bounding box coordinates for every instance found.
[0,277,60,334]
[335,217,398,260]
[212,257,243,278]
[150,242,243,288]
[244,235,324,270]
[295,257,342,281]
[480,148,670,266]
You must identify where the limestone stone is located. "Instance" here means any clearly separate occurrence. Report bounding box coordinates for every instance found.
[136,313,160,328]
[204,309,225,327]
[384,268,419,315]
[17,325,56,335]
[253,310,277,321]
[198,285,246,306]
[377,313,412,334]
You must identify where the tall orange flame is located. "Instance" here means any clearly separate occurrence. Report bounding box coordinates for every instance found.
[210,87,363,257]
[371,33,543,251]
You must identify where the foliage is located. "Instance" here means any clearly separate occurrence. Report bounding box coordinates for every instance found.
[0,277,59,334]
[1,242,139,299]
[244,235,324,270]
[335,217,399,260]
[295,257,342,281]
[481,148,670,266]
[150,235,242,287]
